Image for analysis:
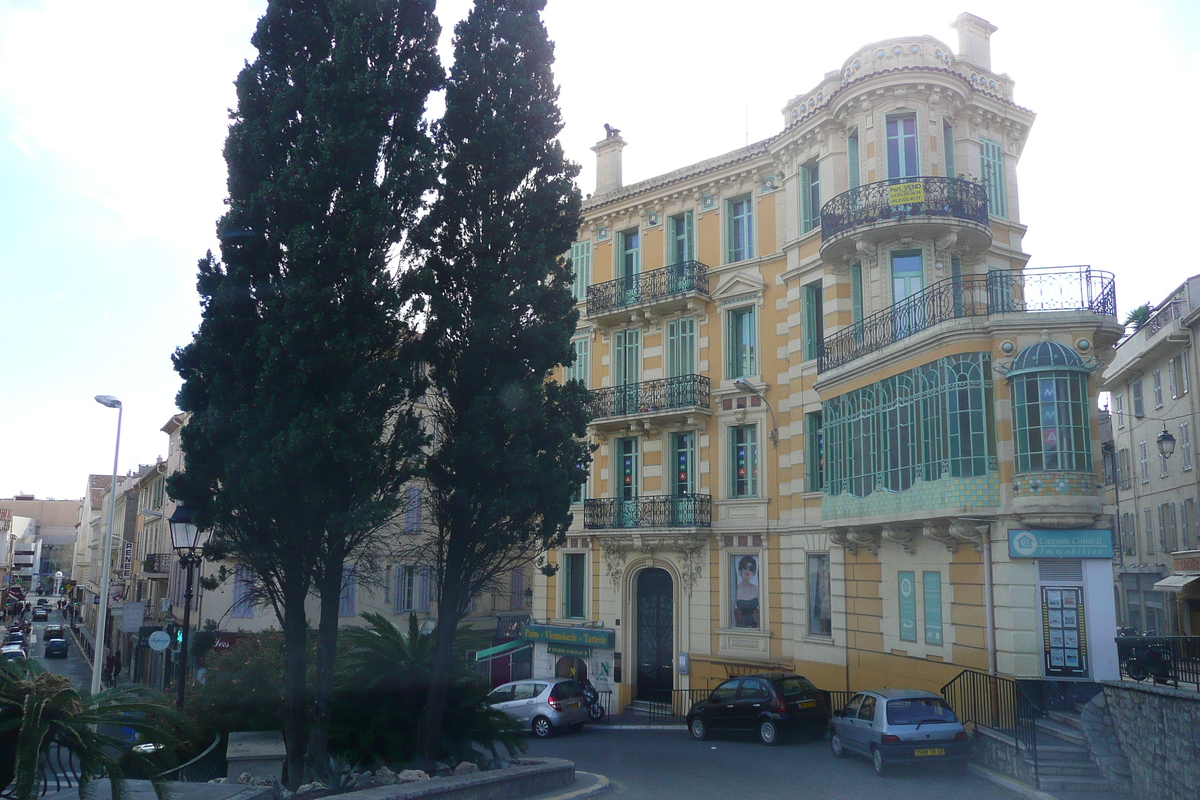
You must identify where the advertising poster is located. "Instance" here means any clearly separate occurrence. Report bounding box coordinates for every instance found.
[899,571,917,642]
[1042,586,1087,678]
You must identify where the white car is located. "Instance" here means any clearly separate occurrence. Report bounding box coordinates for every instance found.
[487,678,588,738]
[1,644,27,661]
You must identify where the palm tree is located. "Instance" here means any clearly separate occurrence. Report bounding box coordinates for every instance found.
[339,613,434,691]
[1124,302,1152,332]
[0,659,188,800]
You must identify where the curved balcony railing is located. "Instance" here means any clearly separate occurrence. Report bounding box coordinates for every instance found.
[584,494,712,529]
[586,260,710,317]
[820,177,989,241]
[589,374,710,420]
[819,267,1117,373]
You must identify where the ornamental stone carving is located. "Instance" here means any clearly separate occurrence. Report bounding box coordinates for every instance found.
[923,520,959,552]
[847,527,881,555]
[882,525,917,554]
[949,519,987,550]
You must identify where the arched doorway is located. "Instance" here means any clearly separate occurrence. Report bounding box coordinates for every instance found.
[555,656,587,681]
[635,568,673,701]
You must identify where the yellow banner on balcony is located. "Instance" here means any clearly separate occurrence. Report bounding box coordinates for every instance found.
[888,182,926,206]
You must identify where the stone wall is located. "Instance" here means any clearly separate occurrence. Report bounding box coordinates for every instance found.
[971,726,1035,786]
[1101,681,1200,800]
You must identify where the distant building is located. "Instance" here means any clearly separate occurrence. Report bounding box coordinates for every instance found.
[1101,276,1200,635]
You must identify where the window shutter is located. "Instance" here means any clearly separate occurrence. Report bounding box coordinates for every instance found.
[417,567,431,613]
[943,123,956,178]
[848,130,860,189]
[851,264,863,326]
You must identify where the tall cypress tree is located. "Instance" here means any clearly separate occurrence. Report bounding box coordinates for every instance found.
[413,0,591,758]
[170,0,440,780]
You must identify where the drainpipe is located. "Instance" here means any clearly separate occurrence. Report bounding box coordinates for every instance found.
[984,526,996,675]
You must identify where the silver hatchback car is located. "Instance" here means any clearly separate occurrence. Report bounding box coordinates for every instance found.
[829,689,970,775]
[487,678,589,738]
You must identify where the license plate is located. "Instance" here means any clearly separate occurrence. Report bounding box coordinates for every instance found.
[914,748,945,757]
[798,700,817,709]
[567,701,579,709]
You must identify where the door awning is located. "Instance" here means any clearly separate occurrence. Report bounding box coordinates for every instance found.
[1152,573,1200,593]
[474,640,531,662]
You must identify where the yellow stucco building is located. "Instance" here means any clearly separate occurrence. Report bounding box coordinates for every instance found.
[532,13,1125,710]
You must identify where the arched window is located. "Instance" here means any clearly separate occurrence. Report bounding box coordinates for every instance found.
[1008,341,1092,473]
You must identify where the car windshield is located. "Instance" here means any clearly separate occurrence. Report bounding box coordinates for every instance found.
[774,676,818,697]
[885,697,958,725]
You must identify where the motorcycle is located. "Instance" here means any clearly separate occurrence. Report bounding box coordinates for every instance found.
[579,678,605,722]
[1116,628,1174,684]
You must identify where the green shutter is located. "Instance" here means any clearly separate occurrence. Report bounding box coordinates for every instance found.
[980,139,1006,218]
[943,123,956,179]
[851,264,863,326]
[570,241,591,302]
[848,130,860,189]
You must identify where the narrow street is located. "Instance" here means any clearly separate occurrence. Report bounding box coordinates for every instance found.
[22,601,92,689]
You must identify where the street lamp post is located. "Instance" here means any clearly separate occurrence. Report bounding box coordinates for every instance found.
[733,379,780,447]
[168,505,209,708]
[92,395,122,697]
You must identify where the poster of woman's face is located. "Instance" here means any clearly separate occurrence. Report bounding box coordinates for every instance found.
[732,554,760,629]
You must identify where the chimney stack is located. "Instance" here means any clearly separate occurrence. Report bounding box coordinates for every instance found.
[952,12,998,71]
[592,125,626,196]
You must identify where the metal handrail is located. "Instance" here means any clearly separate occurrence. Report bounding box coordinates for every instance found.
[819,266,1117,372]
[583,494,712,529]
[585,260,710,317]
[1145,300,1185,338]
[820,176,989,241]
[941,669,1040,787]
[588,375,710,420]
[155,732,224,783]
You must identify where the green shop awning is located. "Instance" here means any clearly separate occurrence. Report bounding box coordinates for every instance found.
[474,640,532,663]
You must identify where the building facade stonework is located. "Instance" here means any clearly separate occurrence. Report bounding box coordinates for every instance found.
[534,13,1126,707]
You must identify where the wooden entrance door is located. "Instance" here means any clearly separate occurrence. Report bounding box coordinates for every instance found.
[636,568,673,701]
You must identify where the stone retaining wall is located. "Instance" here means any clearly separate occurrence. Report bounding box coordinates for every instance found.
[1101,681,1200,800]
[970,726,1035,786]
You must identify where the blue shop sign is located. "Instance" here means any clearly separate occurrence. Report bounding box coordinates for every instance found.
[1009,529,1113,559]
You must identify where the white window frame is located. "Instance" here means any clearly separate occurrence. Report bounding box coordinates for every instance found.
[1114,394,1124,429]
[570,241,591,303]
[729,424,760,498]
[562,550,588,620]
[564,336,590,388]
[726,305,757,380]
[800,162,821,234]
[1183,421,1193,470]
[1153,369,1163,408]
[1140,441,1150,483]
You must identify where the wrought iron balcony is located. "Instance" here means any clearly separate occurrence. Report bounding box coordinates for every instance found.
[585,260,710,321]
[819,267,1117,373]
[821,177,989,241]
[584,494,712,529]
[143,552,172,575]
[588,375,710,423]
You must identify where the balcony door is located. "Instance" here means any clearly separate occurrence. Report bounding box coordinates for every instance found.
[671,431,696,525]
[886,114,919,181]
[619,228,640,305]
[668,212,694,293]
[614,328,640,415]
[666,317,695,409]
[616,437,639,528]
[891,251,924,338]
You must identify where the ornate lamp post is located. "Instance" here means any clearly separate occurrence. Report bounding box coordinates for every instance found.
[92,395,122,697]
[167,505,210,708]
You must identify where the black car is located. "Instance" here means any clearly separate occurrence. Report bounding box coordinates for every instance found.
[31,608,48,622]
[687,672,830,745]
[44,637,68,658]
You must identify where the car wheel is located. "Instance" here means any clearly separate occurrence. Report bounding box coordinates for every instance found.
[532,716,553,739]
[758,719,779,745]
[872,746,887,776]
[830,730,846,758]
[588,703,605,722]
[689,717,708,741]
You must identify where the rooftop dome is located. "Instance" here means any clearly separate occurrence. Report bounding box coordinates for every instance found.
[1006,340,1087,376]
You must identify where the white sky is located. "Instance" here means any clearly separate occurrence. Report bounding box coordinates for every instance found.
[1,0,1197,500]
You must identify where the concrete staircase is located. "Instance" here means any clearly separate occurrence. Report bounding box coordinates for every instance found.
[1029,705,1127,794]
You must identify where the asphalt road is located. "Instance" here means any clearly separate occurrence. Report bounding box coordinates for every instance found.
[17,602,93,689]
[523,726,1024,800]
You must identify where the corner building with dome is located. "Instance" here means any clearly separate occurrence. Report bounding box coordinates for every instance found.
[526,12,1124,710]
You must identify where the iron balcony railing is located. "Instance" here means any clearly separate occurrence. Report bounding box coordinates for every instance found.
[583,494,712,529]
[588,375,710,420]
[586,260,710,317]
[820,176,989,241]
[942,669,1040,787]
[819,266,1117,372]
[1145,300,1186,338]
[144,553,172,574]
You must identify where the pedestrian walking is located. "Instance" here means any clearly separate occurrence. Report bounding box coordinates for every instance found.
[103,652,116,685]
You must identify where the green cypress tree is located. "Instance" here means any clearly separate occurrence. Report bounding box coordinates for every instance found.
[412,0,591,758]
[170,0,440,780]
